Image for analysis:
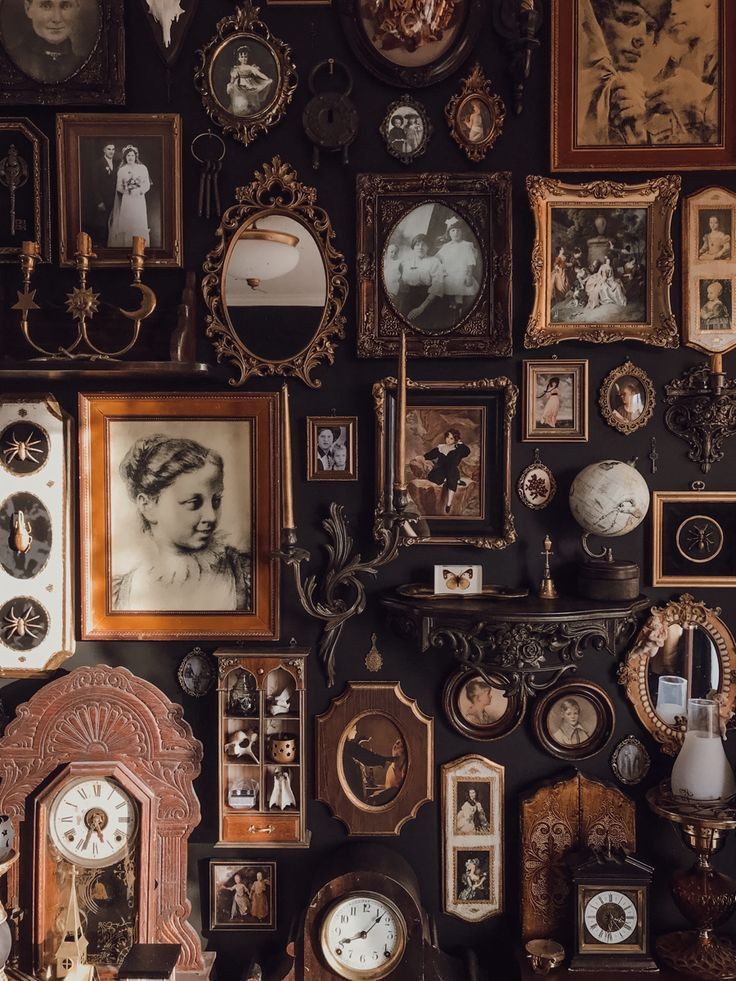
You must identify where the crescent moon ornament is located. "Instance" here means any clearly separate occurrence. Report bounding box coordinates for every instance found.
[119,282,157,322]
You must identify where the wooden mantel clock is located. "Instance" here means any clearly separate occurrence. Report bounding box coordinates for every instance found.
[0,665,214,979]
[285,843,471,980]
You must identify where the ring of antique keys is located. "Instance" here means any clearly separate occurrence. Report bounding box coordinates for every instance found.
[191,130,226,219]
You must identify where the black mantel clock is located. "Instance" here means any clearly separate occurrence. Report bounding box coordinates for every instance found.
[568,846,658,973]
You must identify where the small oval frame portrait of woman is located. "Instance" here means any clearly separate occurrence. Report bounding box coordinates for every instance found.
[532,680,615,761]
[443,668,524,741]
[445,64,505,163]
[598,360,656,436]
[380,96,432,165]
[194,6,297,147]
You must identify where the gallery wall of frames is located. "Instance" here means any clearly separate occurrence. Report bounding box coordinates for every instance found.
[0,1,736,980]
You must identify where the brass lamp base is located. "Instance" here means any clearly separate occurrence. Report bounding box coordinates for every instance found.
[656,930,736,980]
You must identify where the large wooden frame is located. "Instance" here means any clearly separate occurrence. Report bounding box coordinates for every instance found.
[357,171,512,360]
[373,376,516,549]
[618,595,736,756]
[56,113,183,267]
[315,682,433,836]
[525,175,680,349]
[551,0,736,172]
[79,392,279,641]
[0,665,206,974]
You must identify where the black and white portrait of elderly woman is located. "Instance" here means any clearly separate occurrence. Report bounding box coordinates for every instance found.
[109,423,253,614]
[0,0,100,84]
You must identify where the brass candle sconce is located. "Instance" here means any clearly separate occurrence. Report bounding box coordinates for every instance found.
[664,354,736,473]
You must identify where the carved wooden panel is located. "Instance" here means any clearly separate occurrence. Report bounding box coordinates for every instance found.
[520,771,636,943]
[0,665,205,973]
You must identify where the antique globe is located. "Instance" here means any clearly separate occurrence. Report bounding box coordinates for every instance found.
[569,460,650,600]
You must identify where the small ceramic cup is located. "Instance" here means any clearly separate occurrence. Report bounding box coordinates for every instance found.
[524,939,565,976]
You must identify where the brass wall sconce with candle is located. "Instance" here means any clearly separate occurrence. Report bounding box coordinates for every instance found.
[664,353,736,473]
[278,333,416,686]
[12,232,157,361]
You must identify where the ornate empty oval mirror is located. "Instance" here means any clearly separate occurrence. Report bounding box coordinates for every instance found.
[203,157,348,387]
[619,594,736,755]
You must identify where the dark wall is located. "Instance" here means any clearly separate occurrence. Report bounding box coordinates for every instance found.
[2,3,736,978]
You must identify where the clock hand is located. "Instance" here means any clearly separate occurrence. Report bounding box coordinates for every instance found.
[364,912,384,935]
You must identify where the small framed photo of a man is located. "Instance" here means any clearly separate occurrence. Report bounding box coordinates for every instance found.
[306,416,357,481]
[0,0,124,104]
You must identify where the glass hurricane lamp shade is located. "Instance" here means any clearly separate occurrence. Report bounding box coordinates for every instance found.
[229,227,300,289]
[656,675,688,726]
[671,698,736,801]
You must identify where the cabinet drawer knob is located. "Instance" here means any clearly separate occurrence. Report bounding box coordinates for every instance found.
[248,824,274,834]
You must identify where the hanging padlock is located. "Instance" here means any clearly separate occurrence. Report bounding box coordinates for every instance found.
[302,58,359,169]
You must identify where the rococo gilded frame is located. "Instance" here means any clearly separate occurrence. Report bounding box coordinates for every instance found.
[357,171,512,360]
[194,2,297,147]
[445,64,506,163]
[525,175,680,349]
[202,157,348,388]
[373,376,517,549]
[598,360,656,436]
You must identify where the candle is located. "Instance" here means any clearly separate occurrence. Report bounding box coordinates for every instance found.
[280,384,295,530]
[21,240,39,257]
[711,352,724,375]
[76,231,92,256]
[394,331,407,490]
[131,235,146,258]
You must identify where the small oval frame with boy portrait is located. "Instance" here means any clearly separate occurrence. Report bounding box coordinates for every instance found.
[307,416,357,481]
[532,680,615,761]
[598,360,656,436]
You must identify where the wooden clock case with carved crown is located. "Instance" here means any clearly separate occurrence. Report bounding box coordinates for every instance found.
[0,665,214,979]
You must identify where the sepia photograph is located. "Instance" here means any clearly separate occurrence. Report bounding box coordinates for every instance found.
[455,848,492,904]
[683,187,736,354]
[549,207,648,325]
[699,278,734,331]
[210,36,279,119]
[306,416,357,481]
[443,669,523,741]
[0,0,100,84]
[611,735,650,785]
[698,209,732,261]
[599,359,656,434]
[454,779,492,835]
[382,202,482,334]
[210,861,276,930]
[340,713,407,809]
[523,360,589,441]
[380,97,431,163]
[457,676,508,728]
[532,681,615,761]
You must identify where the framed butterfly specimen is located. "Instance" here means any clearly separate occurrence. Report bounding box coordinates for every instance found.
[434,565,482,596]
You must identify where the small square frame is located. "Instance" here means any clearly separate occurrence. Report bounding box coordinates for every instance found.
[209,860,276,931]
[306,416,358,481]
[653,490,736,587]
[523,359,588,442]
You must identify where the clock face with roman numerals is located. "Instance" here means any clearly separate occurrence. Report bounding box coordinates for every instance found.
[583,889,639,946]
[48,776,138,869]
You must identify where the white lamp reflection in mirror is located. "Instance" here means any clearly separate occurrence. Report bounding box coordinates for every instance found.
[229,222,300,291]
[657,675,688,726]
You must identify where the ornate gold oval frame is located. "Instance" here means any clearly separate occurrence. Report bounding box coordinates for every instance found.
[618,594,736,756]
[598,360,656,435]
[194,2,297,147]
[445,64,506,163]
[202,157,348,387]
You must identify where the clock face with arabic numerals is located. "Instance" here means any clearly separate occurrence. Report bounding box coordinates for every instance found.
[48,776,138,869]
[320,892,407,979]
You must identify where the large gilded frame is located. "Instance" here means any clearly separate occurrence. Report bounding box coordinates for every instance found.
[525,175,680,349]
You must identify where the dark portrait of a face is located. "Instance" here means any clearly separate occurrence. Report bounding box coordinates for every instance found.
[0,0,100,84]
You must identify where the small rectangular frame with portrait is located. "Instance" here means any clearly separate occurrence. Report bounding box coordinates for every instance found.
[78,391,280,641]
[0,0,124,106]
[356,171,512,360]
[525,175,680,349]
[442,754,504,922]
[57,113,183,267]
[306,416,358,481]
[523,359,589,442]
[209,860,276,931]
[683,187,736,355]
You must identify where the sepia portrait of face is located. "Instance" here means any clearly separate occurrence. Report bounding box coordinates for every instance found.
[210,36,279,119]
[576,0,721,149]
[455,848,492,903]
[550,207,648,325]
[382,202,482,335]
[547,695,598,748]
[0,0,100,84]
[383,103,426,159]
[698,209,733,261]
[458,676,508,728]
[340,713,407,809]
[699,278,734,331]
[454,779,492,836]
[610,374,646,423]
[403,405,484,520]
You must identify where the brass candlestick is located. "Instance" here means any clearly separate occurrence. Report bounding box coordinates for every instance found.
[12,232,157,361]
[538,535,558,599]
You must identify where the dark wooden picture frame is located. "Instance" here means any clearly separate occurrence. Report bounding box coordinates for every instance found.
[0,0,124,106]
[373,376,517,549]
[56,113,183,267]
[0,117,50,262]
[209,860,276,931]
[306,416,358,481]
[442,668,524,741]
[337,0,483,88]
[357,172,512,360]
[315,681,433,836]
[532,680,615,761]
[552,0,736,172]
[79,391,280,641]
[652,490,736,587]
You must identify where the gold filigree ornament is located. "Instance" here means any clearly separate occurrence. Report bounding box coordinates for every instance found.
[365,633,383,673]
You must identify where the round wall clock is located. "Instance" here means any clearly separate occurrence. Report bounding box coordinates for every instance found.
[48,776,139,869]
[319,892,407,979]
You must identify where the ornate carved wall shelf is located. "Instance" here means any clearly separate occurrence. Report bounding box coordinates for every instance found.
[381,591,648,725]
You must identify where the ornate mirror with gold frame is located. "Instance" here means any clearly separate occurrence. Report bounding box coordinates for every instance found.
[618,594,736,756]
[202,157,348,388]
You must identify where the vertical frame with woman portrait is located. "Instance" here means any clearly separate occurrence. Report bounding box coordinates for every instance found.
[552,0,736,171]
[523,360,589,442]
[445,63,506,163]
[442,755,503,922]
[306,416,357,481]
[57,113,183,266]
[598,360,656,434]
[79,392,279,640]
[683,187,736,354]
